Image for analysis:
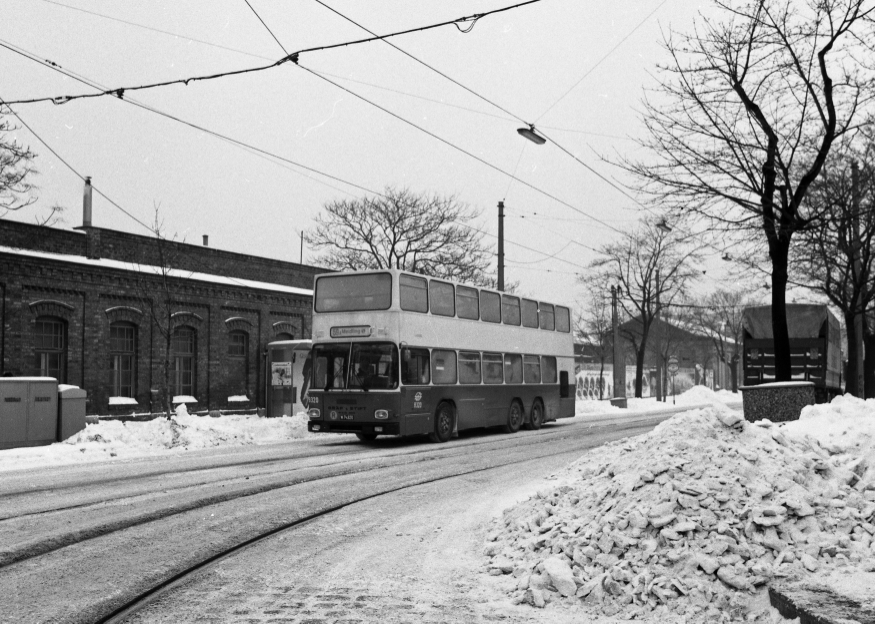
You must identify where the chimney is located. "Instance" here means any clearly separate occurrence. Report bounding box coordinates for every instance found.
[83,176,92,227]
[202,235,209,247]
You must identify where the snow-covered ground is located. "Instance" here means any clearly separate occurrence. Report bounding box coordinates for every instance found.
[484,388,875,623]
[0,388,739,474]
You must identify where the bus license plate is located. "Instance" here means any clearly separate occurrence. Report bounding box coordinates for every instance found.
[330,411,354,420]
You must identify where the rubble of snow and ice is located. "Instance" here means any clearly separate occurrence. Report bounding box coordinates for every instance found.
[484,388,875,623]
[0,404,313,473]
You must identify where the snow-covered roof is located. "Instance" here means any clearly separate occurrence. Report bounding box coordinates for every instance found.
[0,245,313,297]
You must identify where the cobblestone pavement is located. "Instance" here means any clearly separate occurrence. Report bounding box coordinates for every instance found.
[124,458,590,624]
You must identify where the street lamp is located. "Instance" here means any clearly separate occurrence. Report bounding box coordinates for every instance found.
[517,124,547,145]
[656,218,672,233]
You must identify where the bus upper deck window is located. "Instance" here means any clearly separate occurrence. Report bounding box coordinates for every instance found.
[502,295,521,326]
[456,286,479,320]
[400,274,428,313]
[430,281,455,317]
[480,291,501,323]
[521,299,538,328]
[555,306,571,333]
[539,303,555,331]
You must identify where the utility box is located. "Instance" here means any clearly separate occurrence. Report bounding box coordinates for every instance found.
[0,377,59,449]
[58,385,87,441]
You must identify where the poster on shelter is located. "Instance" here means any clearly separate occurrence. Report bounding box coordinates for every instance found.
[272,362,292,386]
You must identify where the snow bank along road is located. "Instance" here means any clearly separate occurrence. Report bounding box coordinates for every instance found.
[0,406,715,624]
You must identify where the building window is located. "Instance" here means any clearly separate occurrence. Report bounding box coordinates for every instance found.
[275,332,294,341]
[34,317,67,382]
[228,331,247,357]
[172,326,196,397]
[227,330,249,395]
[110,322,136,398]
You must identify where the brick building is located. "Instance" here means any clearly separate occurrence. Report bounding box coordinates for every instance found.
[0,213,324,416]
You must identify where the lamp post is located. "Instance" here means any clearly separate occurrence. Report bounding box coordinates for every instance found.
[611,285,626,408]
[517,124,547,145]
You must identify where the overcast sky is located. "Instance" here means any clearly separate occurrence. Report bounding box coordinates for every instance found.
[2,0,753,308]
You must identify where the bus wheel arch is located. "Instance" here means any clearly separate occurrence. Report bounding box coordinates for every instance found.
[429,400,455,443]
[503,399,524,434]
[526,398,544,430]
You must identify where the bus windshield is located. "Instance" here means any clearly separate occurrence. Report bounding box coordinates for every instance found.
[312,342,399,390]
[315,273,392,312]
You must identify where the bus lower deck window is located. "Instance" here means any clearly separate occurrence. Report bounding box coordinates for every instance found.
[483,353,503,384]
[459,351,481,384]
[401,348,430,385]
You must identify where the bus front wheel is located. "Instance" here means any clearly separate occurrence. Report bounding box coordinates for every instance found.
[429,402,454,443]
[526,399,544,430]
[503,400,523,434]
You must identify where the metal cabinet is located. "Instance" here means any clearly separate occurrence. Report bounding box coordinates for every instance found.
[0,378,59,449]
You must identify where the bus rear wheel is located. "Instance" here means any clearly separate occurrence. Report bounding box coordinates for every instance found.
[429,402,454,443]
[356,432,378,442]
[503,400,523,434]
[526,399,544,430]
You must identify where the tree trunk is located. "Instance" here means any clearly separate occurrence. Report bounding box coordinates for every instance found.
[598,360,605,400]
[634,347,646,398]
[865,331,875,399]
[844,310,860,396]
[770,238,792,381]
[731,354,740,393]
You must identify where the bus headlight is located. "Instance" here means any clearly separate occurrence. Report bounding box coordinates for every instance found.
[308,408,321,420]
[374,409,389,420]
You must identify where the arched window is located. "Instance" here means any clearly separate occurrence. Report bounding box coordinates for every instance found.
[275,332,294,341]
[227,330,249,395]
[34,316,67,382]
[110,322,137,398]
[172,326,196,397]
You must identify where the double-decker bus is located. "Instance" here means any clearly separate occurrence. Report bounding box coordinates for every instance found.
[306,269,574,443]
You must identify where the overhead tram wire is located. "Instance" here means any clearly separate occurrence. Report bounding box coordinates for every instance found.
[37,0,627,140]
[0,39,385,199]
[0,98,154,233]
[3,1,541,106]
[1,39,587,274]
[305,2,650,225]
[533,0,669,123]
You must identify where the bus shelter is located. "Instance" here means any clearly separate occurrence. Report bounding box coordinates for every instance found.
[265,340,312,418]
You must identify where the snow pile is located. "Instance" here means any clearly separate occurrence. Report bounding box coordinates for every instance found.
[0,405,313,473]
[484,393,875,622]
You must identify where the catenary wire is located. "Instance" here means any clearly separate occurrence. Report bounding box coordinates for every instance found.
[33,0,629,141]
[0,39,386,198]
[534,0,669,122]
[2,40,588,277]
[2,1,540,106]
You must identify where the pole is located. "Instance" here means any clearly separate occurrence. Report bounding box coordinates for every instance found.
[300,231,304,265]
[498,201,505,291]
[655,268,662,402]
[612,285,626,407]
[852,161,865,398]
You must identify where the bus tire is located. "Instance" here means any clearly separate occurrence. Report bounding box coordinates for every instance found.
[356,432,378,442]
[429,402,454,443]
[526,399,544,430]
[502,400,523,434]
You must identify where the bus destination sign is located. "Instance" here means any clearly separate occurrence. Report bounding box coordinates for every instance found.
[330,325,372,338]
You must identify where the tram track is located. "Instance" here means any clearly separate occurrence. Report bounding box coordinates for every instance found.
[0,417,665,570]
[1,404,739,624]
[95,434,611,624]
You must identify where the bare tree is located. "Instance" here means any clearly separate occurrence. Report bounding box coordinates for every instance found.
[692,289,752,392]
[133,208,190,419]
[305,187,496,286]
[790,141,875,395]
[623,0,875,382]
[588,220,703,397]
[0,108,36,216]
[575,276,613,399]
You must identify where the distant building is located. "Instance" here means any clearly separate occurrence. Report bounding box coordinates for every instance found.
[0,197,324,416]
